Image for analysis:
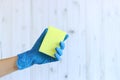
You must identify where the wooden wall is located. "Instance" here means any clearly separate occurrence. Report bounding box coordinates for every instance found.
[0,0,120,80]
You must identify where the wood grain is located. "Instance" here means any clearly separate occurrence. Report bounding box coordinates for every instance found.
[0,0,120,80]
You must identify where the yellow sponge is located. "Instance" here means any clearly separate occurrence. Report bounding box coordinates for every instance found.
[39,26,66,58]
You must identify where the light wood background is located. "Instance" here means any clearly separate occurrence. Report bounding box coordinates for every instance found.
[0,0,120,80]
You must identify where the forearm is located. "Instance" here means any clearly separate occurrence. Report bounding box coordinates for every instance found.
[0,56,18,77]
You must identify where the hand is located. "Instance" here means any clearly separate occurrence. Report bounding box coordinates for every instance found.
[16,28,69,70]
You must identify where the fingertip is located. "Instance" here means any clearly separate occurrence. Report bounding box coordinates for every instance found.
[44,28,48,33]
[60,42,65,50]
[55,47,63,56]
[54,53,61,61]
[64,34,69,41]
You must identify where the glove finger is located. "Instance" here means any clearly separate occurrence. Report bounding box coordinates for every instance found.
[60,41,65,50]
[64,34,69,41]
[54,53,61,61]
[55,47,63,56]
[32,28,48,50]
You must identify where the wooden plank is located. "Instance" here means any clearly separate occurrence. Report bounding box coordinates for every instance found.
[67,0,83,80]
[47,0,59,80]
[99,0,105,80]
[85,0,103,80]
[0,2,3,59]
[30,0,49,80]
[78,0,87,80]
[103,0,120,80]
[0,0,13,59]
[0,28,2,59]
[56,0,69,80]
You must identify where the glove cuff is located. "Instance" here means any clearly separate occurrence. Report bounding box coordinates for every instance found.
[16,50,34,70]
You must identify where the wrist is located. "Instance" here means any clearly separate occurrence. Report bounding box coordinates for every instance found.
[16,50,34,70]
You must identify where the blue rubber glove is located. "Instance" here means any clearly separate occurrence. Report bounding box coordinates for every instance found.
[16,28,69,70]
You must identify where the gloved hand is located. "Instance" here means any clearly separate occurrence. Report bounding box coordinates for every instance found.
[16,28,69,70]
